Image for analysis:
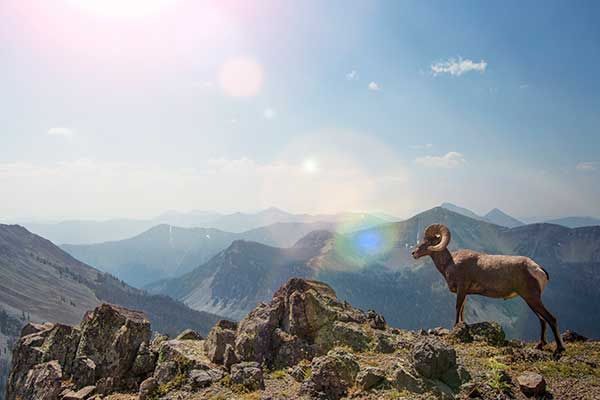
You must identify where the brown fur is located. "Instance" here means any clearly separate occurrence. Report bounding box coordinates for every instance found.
[412,224,565,354]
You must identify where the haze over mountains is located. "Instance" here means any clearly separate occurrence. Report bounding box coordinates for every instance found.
[21,207,396,245]
[62,221,336,287]
[440,202,600,229]
[147,207,600,343]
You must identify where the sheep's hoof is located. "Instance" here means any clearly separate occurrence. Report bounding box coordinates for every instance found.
[553,346,566,359]
[535,342,546,350]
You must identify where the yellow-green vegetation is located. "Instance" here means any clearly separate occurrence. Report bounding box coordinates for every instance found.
[303,366,312,380]
[231,383,253,394]
[218,374,232,387]
[487,358,511,394]
[148,373,187,400]
[208,394,227,400]
[535,359,600,379]
[269,369,287,379]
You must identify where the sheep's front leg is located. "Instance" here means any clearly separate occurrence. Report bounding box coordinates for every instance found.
[455,290,467,325]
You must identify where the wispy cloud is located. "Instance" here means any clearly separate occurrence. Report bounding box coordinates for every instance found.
[346,70,358,81]
[431,57,487,76]
[576,161,598,171]
[263,107,276,120]
[410,143,433,150]
[415,152,466,168]
[47,127,73,137]
[368,82,381,91]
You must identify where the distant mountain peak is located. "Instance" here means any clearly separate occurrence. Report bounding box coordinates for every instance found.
[483,208,524,228]
[439,203,483,221]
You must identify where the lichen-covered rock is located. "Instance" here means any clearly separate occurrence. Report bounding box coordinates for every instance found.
[562,329,588,343]
[469,321,506,346]
[517,371,546,397]
[372,330,398,354]
[130,342,156,377]
[175,328,203,341]
[449,321,505,346]
[11,360,63,400]
[138,377,158,400]
[150,332,169,352]
[329,321,371,352]
[288,363,310,382]
[61,385,96,400]
[189,368,224,388]
[230,361,265,390]
[355,366,385,390]
[71,357,96,388]
[367,310,386,330]
[392,363,424,393]
[303,349,360,400]
[7,322,80,398]
[157,339,212,371]
[412,336,465,389]
[204,320,237,364]
[76,304,151,387]
[234,278,371,368]
[153,361,179,385]
[223,343,238,368]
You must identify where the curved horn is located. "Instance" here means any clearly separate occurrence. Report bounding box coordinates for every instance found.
[424,224,451,252]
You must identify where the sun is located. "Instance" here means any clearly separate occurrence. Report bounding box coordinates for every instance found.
[69,0,177,17]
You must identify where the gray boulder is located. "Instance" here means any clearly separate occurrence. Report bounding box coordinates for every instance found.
[392,363,424,393]
[230,361,265,391]
[138,377,158,400]
[303,349,360,400]
[234,278,372,369]
[355,366,386,390]
[204,320,238,364]
[13,360,63,400]
[76,304,151,388]
[412,336,465,389]
[517,371,546,397]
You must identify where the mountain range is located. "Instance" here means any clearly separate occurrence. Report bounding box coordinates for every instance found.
[148,207,600,343]
[21,207,396,245]
[441,203,600,229]
[61,221,336,287]
[440,202,525,228]
[0,224,222,397]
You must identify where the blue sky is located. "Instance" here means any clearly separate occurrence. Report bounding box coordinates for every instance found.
[1,0,599,220]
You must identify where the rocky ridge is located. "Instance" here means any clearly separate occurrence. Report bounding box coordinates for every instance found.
[7,278,600,400]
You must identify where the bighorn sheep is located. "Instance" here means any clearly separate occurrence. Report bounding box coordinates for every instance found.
[411,224,565,354]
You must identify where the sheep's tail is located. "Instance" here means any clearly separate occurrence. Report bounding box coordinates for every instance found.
[541,267,550,281]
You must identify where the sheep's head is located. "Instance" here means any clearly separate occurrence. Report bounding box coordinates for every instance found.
[411,224,451,259]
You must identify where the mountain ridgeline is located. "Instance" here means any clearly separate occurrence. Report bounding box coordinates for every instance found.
[61,221,336,287]
[148,207,600,342]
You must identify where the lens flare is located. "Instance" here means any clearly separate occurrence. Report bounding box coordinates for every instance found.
[329,222,400,270]
[218,57,263,97]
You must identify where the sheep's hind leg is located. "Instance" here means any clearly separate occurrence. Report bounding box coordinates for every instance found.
[524,296,565,355]
[459,296,467,323]
[455,291,467,325]
[535,317,547,350]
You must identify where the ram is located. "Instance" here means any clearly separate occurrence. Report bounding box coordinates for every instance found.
[411,224,565,354]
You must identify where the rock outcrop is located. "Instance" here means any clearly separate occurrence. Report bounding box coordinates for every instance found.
[7,304,152,400]
[231,278,389,368]
[8,277,593,400]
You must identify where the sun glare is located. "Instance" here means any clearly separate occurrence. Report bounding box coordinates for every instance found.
[218,58,263,98]
[69,0,177,17]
